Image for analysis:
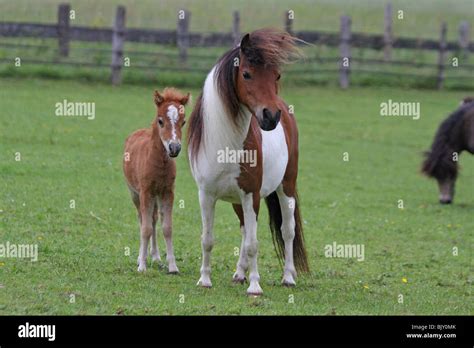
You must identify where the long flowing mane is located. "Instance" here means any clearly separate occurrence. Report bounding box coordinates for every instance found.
[187,28,302,163]
[421,101,474,180]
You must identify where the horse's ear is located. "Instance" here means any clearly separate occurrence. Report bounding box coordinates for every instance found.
[154,90,164,106]
[240,33,251,55]
[181,93,191,106]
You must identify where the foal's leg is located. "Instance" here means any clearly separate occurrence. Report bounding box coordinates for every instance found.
[240,192,262,295]
[276,186,297,286]
[129,188,142,267]
[160,192,179,274]
[197,190,216,288]
[232,204,247,283]
[150,199,161,264]
[137,192,154,272]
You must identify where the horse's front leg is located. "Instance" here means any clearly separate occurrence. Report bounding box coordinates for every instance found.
[197,190,216,288]
[160,192,179,274]
[241,192,262,295]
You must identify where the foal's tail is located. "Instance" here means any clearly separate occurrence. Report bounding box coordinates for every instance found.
[265,191,310,273]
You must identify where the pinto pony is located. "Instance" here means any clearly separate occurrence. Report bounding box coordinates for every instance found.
[187,29,309,295]
[123,88,190,273]
[421,98,474,204]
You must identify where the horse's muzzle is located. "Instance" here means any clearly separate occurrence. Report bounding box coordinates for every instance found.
[259,108,281,131]
[169,142,181,157]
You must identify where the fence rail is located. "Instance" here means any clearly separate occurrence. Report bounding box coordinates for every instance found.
[0,3,472,88]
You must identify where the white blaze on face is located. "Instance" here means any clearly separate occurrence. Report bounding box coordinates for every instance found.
[167,105,179,141]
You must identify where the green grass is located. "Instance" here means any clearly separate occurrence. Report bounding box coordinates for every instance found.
[1,0,472,40]
[0,78,473,315]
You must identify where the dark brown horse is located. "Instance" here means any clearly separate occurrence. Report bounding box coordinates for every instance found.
[187,29,309,296]
[421,98,474,204]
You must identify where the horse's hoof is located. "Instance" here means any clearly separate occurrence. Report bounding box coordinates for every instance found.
[247,291,263,297]
[197,279,212,288]
[233,276,247,284]
[282,280,296,287]
[137,266,146,272]
[246,283,263,296]
[168,270,179,275]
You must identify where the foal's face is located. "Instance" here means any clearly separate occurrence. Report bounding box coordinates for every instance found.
[236,35,282,131]
[154,92,189,158]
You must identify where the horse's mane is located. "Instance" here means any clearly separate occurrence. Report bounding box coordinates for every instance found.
[157,87,188,104]
[187,29,301,162]
[215,28,302,122]
[421,101,474,180]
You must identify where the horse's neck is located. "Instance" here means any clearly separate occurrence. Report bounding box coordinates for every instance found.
[149,127,169,163]
[201,68,251,153]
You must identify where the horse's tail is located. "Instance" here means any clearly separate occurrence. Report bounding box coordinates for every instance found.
[265,191,310,273]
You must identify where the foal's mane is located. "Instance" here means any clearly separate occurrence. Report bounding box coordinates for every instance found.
[187,29,301,162]
[157,87,188,104]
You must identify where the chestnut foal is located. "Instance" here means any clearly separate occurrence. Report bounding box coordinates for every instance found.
[123,88,190,273]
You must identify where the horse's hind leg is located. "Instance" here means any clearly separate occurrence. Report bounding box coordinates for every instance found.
[137,192,154,272]
[129,188,142,267]
[160,192,179,274]
[197,190,216,288]
[150,199,162,264]
[276,185,297,286]
[232,204,247,284]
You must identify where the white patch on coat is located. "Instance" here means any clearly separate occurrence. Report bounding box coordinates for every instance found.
[260,123,288,197]
[189,66,252,202]
[167,105,179,140]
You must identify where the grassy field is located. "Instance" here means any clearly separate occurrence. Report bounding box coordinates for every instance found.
[0,77,473,315]
[1,0,472,40]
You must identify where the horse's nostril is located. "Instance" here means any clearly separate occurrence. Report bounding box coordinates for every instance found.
[169,143,181,155]
[263,108,271,120]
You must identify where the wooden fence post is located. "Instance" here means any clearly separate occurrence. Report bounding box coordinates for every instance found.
[57,3,70,57]
[111,6,126,86]
[285,10,293,36]
[177,10,190,66]
[458,21,470,60]
[339,16,351,89]
[232,11,241,47]
[383,2,392,61]
[437,22,447,90]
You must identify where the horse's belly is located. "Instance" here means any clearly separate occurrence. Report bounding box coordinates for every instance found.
[260,123,288,198]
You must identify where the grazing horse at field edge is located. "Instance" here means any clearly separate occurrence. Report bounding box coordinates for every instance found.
[123,88,190,273]
[187,29,309,296]
[421,97,474,204]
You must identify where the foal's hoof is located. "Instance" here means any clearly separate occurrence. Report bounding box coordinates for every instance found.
[168,270,179,275]
[137,265,147,272]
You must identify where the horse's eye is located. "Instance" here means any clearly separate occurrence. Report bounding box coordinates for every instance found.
[243,71,251,80]
[182,120,186,126]
[277,74,281,81]
[158,118,164,127]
